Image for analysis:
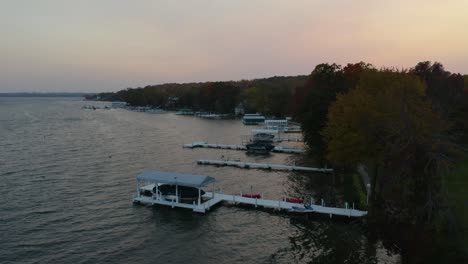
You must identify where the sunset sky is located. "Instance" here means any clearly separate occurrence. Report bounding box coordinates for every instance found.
[1,0,467,92]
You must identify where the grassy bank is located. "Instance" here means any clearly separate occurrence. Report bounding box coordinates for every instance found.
[443,160,468,256]
[342,173,368,210]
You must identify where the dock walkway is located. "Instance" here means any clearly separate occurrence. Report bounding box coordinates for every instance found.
[196,159,333,173]
[204,192,367,218]
[134,191,366,218]
[183,141,246,150]
[183,142,305,154]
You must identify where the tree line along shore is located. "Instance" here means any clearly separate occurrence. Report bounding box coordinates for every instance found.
[95,61,468,262]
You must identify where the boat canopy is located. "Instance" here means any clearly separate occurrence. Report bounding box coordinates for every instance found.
[136,170,215,188]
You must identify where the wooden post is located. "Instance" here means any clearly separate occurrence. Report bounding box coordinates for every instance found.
[366,184,371,205]
[136,181,140,197]
[198,188,201,205]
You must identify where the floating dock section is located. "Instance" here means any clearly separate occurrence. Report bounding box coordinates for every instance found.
[283,128,302,133]
[183,142,305,154]
[276,136,303,142]
[272,146,305,154]
[196,159,333,173]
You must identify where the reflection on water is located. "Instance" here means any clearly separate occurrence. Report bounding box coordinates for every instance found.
[0,97,400,264]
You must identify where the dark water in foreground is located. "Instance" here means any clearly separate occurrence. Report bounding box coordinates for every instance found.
[0,98,400,264]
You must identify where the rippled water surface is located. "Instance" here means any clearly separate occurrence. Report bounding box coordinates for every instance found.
[0,97,400,264]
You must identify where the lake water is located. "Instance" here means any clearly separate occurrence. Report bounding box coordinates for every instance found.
[0,97,400,264]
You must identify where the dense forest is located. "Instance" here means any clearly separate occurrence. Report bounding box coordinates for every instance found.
[95,75,308,117]
[296,61,467,262]
[99,62,468,261]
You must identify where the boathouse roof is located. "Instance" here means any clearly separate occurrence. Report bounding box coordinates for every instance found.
[136,170,215,187]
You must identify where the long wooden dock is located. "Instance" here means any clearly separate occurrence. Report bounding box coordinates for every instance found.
[196,159,333,173]
[134,189,366,218]
[272,146,305,153]
[275,136,303,142]
[183,142,246,150]
[183,142,305,154]
[204,192,367,218]
[283,128,302,133]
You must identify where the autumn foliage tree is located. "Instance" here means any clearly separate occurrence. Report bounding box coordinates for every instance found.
[323,70,454,223]
[98,76,307,115]
[295,62,374,164]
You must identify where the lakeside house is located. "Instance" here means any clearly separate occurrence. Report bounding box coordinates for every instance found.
[234,103,245,116]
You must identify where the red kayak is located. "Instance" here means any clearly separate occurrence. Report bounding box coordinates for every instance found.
[286,198,304,204]
[242,193,262,199]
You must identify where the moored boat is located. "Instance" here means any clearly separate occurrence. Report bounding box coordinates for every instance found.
[289,205,314,213]
[156,184,205,200]
[252,133,274,143]
[246,142,275,154]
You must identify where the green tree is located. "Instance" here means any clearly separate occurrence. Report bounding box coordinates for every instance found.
[323,70,451,223]
[243,86,269,114]
[268,86,292,117]
[213,82,240,113]
[298,63,346,164]
[411,61,464,115]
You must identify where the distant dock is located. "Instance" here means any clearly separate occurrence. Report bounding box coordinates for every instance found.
[196,159,333,173]
[275,136,303,142]
[184,142,246,150]
[183,142,305,154]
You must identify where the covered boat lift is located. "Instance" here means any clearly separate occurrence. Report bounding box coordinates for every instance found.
[134,170,220,213]
[133,170,368,218]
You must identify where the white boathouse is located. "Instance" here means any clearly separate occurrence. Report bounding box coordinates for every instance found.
[133,170,368,218]
[134,170,219,213]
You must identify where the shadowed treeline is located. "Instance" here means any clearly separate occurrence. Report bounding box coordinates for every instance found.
[95,76,308,116]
